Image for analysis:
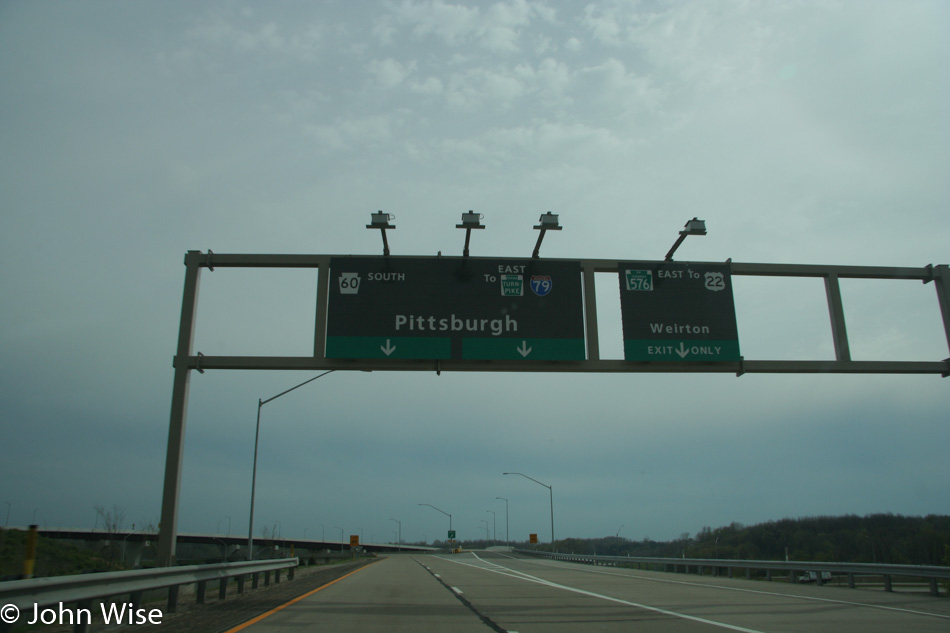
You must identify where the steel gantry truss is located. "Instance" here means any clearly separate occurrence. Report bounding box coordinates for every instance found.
[156,251,949,565]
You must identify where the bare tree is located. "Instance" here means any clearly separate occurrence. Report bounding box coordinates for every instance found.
[93,505,127,567]
[94,505,126,534]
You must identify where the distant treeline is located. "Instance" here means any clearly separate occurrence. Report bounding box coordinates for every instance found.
[458,514,950,566]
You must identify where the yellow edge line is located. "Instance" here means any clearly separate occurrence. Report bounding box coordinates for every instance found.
[223,559,384,633]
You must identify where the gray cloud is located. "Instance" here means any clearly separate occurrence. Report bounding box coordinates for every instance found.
[1,1,947,544]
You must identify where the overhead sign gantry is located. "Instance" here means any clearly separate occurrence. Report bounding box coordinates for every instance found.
[156,213,950,568]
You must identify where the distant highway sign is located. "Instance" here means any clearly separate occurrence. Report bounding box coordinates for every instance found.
[326,257,586,361]
[619,261,741,361]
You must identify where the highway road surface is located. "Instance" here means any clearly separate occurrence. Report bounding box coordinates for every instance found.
[225,551,950,633]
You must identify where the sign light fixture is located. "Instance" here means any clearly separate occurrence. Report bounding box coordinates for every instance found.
[366,211,396,256]
[532,211,562,258]
[456,210,485,257]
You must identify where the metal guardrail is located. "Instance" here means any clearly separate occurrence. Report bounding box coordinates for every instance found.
[0,557,298,633]
[519,550,950,597]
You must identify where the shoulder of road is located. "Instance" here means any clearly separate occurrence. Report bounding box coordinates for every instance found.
[154,558,380,633]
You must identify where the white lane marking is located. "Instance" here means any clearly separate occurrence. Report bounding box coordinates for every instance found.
[451,586,463,595]
[517,557,950,621]
[439,554,766,633]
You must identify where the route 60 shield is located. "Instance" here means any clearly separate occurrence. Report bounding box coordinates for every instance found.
[339,272,361,295]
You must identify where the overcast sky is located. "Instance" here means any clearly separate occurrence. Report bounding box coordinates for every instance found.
[1,1,948,548]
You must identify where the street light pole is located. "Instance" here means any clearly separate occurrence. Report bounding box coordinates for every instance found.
[418,503,452,541]
[487,510,496,545]
[248,370,335,560]
[495,497,509,549]
[503,472,554,550]
[389,518,401,551]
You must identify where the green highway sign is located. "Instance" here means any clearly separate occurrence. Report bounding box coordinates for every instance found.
[619,261,741,361]
[325,257,586,361]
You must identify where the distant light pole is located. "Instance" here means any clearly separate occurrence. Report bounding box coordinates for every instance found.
[487,510,496,545]
[248,370,335,560]
[4,502,10,528]
[495,497,509,549]
[418,503,452,540]
[390,519,402,551]
[122,523,136,563]
[335,526,344,551]
[504,472,554,549]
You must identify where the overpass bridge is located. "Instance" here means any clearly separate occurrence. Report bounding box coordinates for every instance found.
[9,526,434,568]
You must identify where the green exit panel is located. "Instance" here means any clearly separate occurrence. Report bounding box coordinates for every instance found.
[325,336,450,360]
[463,338,585,361]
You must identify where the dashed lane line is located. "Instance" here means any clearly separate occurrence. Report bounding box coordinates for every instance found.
[435,553,768,633]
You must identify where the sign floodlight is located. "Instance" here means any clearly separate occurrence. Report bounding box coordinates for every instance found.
[532,212,562,258]
[366,211,396,256]
[456,210,485,257]
[665,217,706,261]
